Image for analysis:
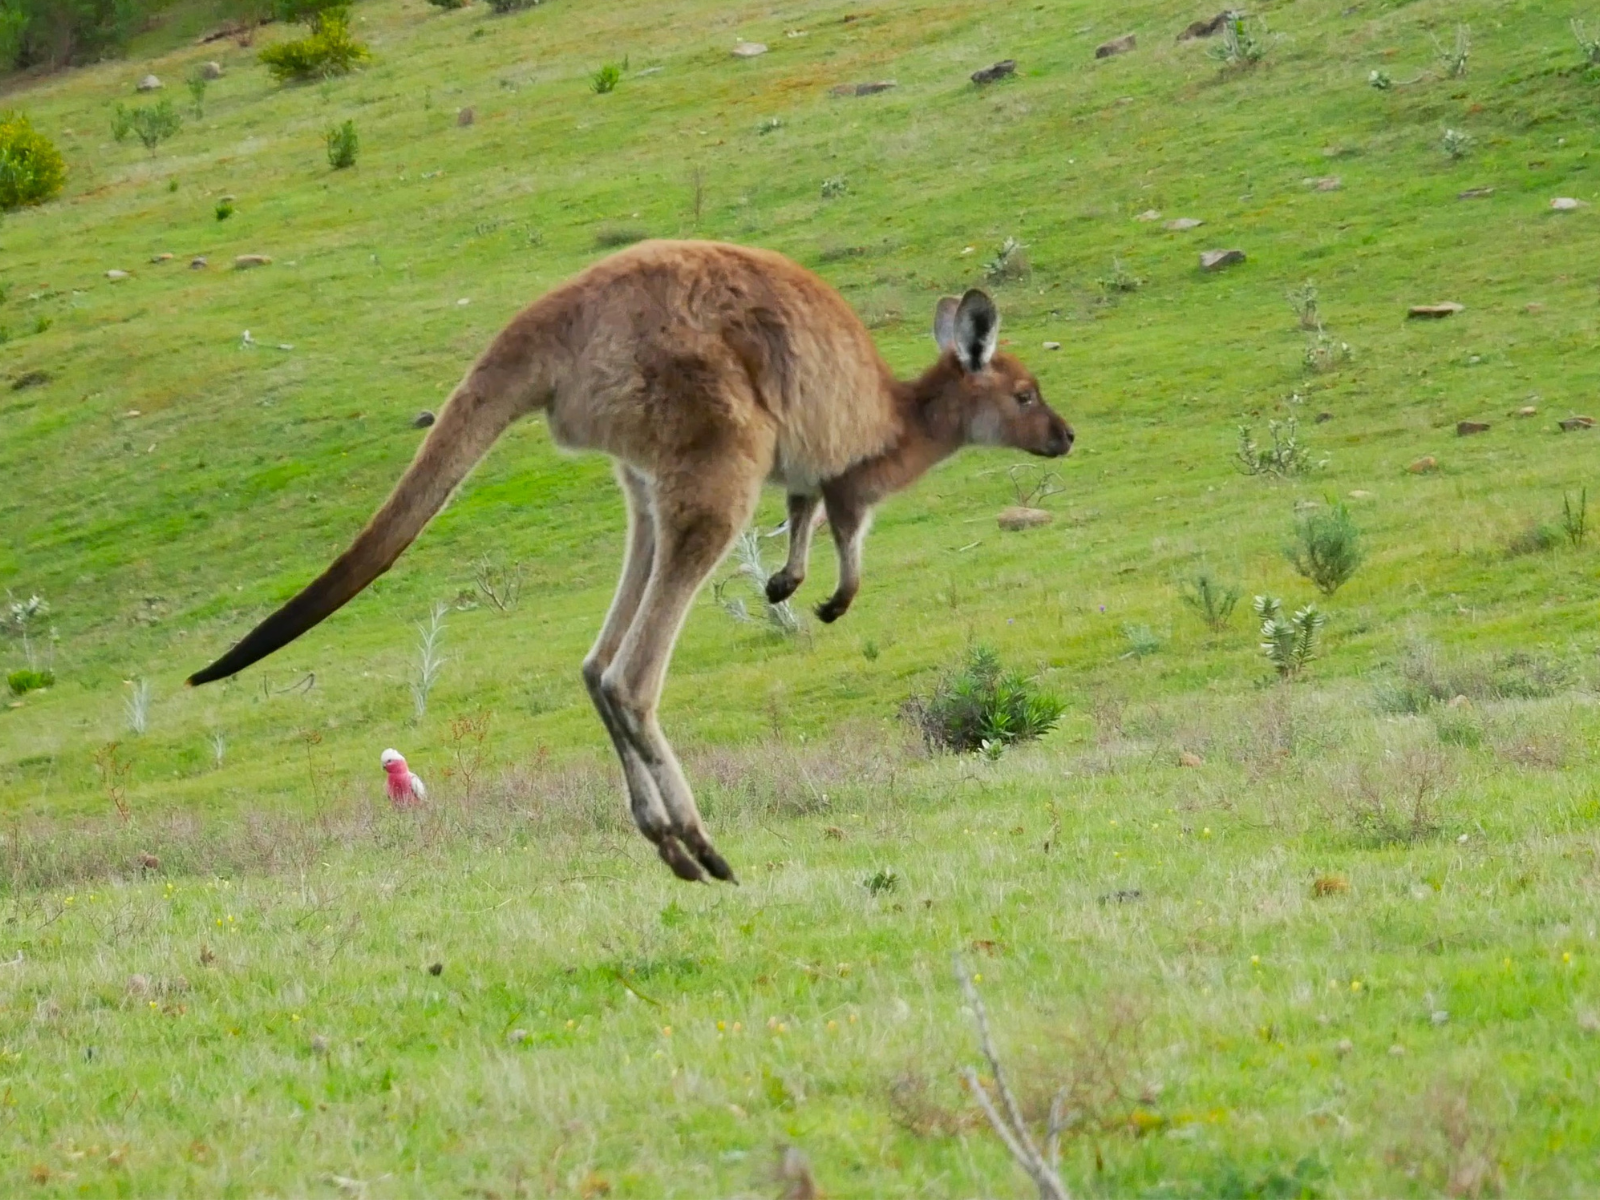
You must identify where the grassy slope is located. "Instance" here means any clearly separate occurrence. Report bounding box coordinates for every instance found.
[1,0,1600,1194]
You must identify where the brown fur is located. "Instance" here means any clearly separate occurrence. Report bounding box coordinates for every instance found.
[188,240,1073,882]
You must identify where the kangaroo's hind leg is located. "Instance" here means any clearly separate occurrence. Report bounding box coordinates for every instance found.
[581,465,690,876]
[765,492,822,603]
[599,453,767,883]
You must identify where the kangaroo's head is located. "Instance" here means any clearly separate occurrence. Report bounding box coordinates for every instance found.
[929,289,1074,458]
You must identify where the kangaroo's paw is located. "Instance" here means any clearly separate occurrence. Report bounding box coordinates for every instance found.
[765,570,800,604]
[815,593,852,623]
[683,830,738,884]
[656,836,707,883]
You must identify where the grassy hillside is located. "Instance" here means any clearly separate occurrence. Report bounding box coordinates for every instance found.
[3,0,1600,1194]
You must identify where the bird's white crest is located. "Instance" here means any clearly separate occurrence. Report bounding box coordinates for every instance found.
[380,748,403,767]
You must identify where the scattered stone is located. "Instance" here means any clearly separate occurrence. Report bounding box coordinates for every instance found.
[997,506,1052,531]
[1511,405,1538,417]
[1315,411,1333,423]
[1178,12,1229,40]
[127,974,151,997]
[106,269,130,281]
[428,961,444,975]
[136,74,162,92]
[830,80,896,96]
[137,851,160,871]
[1447,694,1470,709]
[731,41,768,58]
[11,370,51,391]
[310,1034,330,1055]
[1407,302,1464,319]
[1551,196,1585,211]
[1431,1010,1450,1026]
[234,254,272,269]
[1199,248,1245,271]
[150,253,173,263]
[507,1028,531,1045]
[1042,340,1061,350]
[1457,186,1493,199]
[1303,175,1342,191]
[456,107,474,127]
[1408,455,1439,474]
[1456,420,1490,436]
[1559,416,1596,432]
[1134,208,1162,221]
[190,256,208,269]
[1165,217,1203,231]
[201,61,224,80]
[1095,33,1137,58]
[1178,751,1204,768]
[1336,1038,1354,1056]
[1348,489,1373,499]
[1388,1044,1406,1057]
[970,59,1017,85]
[412,410,437,428]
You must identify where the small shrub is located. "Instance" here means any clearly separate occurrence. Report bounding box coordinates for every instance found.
[427,0,470,7]
[820,175,847,199]
[756,116,783,135]
[863,867,899,896]
[1433,24,1470,78]
[1235,417,1321,478]
[1287,280,1320,330]
[487,0,539,12]
[2,592,51,669]
[1286,501,1363,595]
[410,602,448,721]
[1574,18,1600,66]
[7,667,53,695]
[215,197,235,220]
[1375,644,1570,714]
[1441,127,1473,160]
[593,224,648,248]
[1303,329,1353,373]
[1368,68,1393,90]
[1255,596,1326,680]
[983,236,1029,284]
[1208,12,1266,68]
[472,554,524,613]
[904,645,1065,754]
[186,69,208,118]
[112,99,182,153]
[1180,567,1240,632]
[1120,624,1163,659]
[1563,487,1587,549]
[590,63,621,94]
[325,118,358,168]
[1505,520,1561,557]
[260,10,370,83]
[1095,256,1142,296]
[124,678,151,735]
[0,111,67,210]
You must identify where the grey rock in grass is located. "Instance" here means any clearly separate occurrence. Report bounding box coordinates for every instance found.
[1457,421,1490,436]
[190,256,208,269]
[1559,416,1595,432]
[1458,186,1493,199]
[731,41,768,58]
[1199,248,1245,271]
[1407,302,1464,319]
[1095,33,1137,58]
[1303,175,1342,191]
[201,61,224,80]
[1042,340,1061,350]
[1551,196,1585,211]
[1511,405,1538,417]
[1134,208,1162,221]
[1165,217,1203,231]
[412,410,437,428]
[150,253,173,263]
[1178,12,1230,40]
[457,107,474,126]
[970,59,1016,85]
[106,269,130,281]
[234,254,272,269]
[998,506,1052,531]
[136,74,162,91]
[1315,411,1333,423]
[830,80,896,96]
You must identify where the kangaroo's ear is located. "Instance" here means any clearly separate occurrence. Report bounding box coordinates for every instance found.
[952,289,999,372]
[933,295,960,351]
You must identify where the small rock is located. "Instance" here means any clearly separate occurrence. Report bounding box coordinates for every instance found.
[1388,1044,1406,1057]
[310,1034,330,1054]
[1314,411,1333,423]
[1407,302,1464,319]
[1134,208,1162,221]
[1303,175,1342,191]
[1407,456,1439,474]
[1199,248,1245,271]
[137,852,160,871]
[1579,1011,1600,1034]
[1348,489,1373,499]
[1559,416,1596,432]
[106,269,130,281]
[508,1028,531,1045]
[997,506,1052,531]
[150,253,174,264]
[428,961,444,976]
[1447,694,1470,709]
[1551,197,1585,211]
[1178,12,1230,40]
[1336,1038,1354,1056]
[11,370,51,391]
[412,410,436,428]
[234,254,272,269]
[1457,186,1494,199]
[136,74,162,92]
[970,59,1017,85]
[1042,340,1061,350]
[1456,420,1490,436]
[1095,33,1137,58]
[201,61,224,80]
[127,974,151,997]
[456,107,474,127]
[1164,217,1203,231]
[1511,405,1538,417]
[830,80,896,96]
[731,41,768,58]
[1178,751,1203,768]
[190,256,208,269]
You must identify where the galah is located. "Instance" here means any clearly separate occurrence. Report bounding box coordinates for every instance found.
[380,748,426,809]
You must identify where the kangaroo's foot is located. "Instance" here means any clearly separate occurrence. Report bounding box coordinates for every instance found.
[656,835,707,883]
[816,592,853,623]
[681,828,738,884]
[765,569,801,604]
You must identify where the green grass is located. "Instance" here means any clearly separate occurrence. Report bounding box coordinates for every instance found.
[3,0,1600,1192]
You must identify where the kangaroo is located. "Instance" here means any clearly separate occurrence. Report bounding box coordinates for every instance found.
[188,240,1073,884]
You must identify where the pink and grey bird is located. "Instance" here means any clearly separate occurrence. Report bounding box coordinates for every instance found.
[380,748,426,809]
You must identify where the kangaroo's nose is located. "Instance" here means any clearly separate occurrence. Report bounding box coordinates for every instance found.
[1048,419,1075,457]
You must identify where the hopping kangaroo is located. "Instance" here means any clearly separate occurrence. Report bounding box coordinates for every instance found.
[189,240,1073,883]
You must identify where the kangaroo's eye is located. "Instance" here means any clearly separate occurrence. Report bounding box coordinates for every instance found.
[1016,388,1037,406]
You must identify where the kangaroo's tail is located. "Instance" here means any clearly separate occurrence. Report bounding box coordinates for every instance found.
[188,379,529,686]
